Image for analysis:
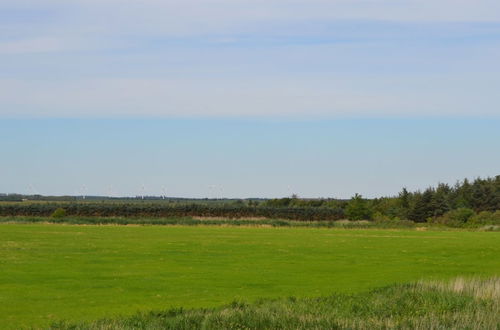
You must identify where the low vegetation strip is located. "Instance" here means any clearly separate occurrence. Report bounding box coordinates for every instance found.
[0,216,418,229]
[51,277,500,330]
[0,203,344,221]
[1,216,497,231]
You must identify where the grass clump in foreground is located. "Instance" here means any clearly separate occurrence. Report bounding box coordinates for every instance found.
[52,277,500,330]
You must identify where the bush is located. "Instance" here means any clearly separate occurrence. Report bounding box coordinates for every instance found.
[372,212,391,222]
[468,211,500,225]
[430,208,475,226]
[345,194,373,220]
[448,208,476,223]
[51,208,66,218]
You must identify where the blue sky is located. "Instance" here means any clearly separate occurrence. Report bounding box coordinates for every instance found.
[2,119,499,198]
[1,1,499,197]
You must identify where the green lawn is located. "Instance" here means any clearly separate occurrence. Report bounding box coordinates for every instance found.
[1,224,499,329]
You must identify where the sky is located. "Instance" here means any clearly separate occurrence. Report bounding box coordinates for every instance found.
[1,1,499,197]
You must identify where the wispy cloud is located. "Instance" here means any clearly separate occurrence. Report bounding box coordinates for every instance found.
[0,1,499,118]
[1,73,498,118]
[0,37,77,54]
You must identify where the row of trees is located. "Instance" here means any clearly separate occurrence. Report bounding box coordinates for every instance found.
[1,176,498,223]
[371,176,500,222]
[261,176,500,222]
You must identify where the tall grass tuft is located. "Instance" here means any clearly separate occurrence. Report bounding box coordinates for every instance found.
[419,277,500,301]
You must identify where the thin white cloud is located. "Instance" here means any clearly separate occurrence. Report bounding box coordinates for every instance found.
[0,37,74,54]
[1,75,498,118]
[3,1,500,39]
[55,1,500,39]
[17,0,500,22]
[1,0,499,118]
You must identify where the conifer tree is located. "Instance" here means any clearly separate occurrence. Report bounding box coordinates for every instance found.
[345,193,373,220]
[409,189,434,222]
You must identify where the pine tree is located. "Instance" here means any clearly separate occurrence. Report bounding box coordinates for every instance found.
[399,187,410,209]
[431,183,451,217]
[454,178,472,208]
[409,189,434,222]
[345,194,373,220]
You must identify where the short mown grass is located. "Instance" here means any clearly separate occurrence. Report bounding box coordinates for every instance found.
[1,224,499,329]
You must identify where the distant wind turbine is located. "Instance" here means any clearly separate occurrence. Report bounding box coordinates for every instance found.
[80,184,87,200]
[106,185,115,198]
[28,184,38,196]
[208,185,215,199]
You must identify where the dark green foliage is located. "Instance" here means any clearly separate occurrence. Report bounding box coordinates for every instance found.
[406,176,500,222]
[0,203,344,221]
[431,183,451,217]
[371,197,405,219]
[408,189,434,222]
[263,197,294,207]
[400,187,410,209]
[430,208,476,226]
[1,176,498,223]
[448,208,475,223]
[262,197,346,209]
[454,178,473,208]
[345,194,373,220]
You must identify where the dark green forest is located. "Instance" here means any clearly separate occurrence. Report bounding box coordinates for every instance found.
[263,176,500,225]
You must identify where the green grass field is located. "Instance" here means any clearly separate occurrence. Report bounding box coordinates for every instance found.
[1,224,499,329]
[53,277,500,329]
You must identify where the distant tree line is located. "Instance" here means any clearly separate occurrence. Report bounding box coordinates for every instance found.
[1,176,498,225]
[257,176,500,224]
[0,203,344,221]
[0,194,77,202]
[371,176,500,223]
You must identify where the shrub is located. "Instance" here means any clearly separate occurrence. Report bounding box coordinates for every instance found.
[430,208,475,226]
[468,211,500,225]
[372,212,391,222]
[51,208,66,218]
[345,194,373,220]
[448,208,476,223]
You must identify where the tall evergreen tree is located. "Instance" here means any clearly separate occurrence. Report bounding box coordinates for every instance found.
[431,183,451,216]
[399,187,410,209]
[455,178,472,208]
[409,189,434,222]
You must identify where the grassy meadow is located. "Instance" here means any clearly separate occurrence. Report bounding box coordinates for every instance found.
[53,277,500,329]
[1,224,499,328]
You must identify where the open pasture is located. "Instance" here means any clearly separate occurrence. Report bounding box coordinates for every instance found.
[1,224,499,328]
